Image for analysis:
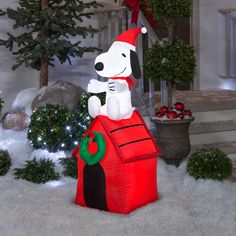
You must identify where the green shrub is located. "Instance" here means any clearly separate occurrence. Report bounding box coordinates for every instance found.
[187,147,232,180]
[0,150,11,176]
[14,158,60,183]
[28,104,81,152]
[59,157,77,179]
[146,0,192,18]
[74,93,93,134]
[28,93,94,152]
[144,40,195,85]
[0,98,3,114]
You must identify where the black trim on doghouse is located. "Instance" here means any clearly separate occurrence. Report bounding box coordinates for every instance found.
[83,164,108,211]
[110,123,144,133]
[119,138,152,148]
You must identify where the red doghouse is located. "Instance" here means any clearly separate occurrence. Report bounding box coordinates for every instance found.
[73,111,160,214]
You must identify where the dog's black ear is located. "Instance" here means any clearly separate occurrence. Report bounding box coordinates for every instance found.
[130,50,141,79]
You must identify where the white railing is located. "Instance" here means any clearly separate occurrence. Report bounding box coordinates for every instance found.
[96,6,129,51]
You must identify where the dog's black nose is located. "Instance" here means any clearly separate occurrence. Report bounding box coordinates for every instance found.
[95,62,104,71]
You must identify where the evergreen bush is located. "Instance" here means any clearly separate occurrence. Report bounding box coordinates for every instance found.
[59,157,77,179]
[74,93,93,135]
[187,147,232,180]
[144,40,195,86]
[0,150,11,176]
[14,158,60,183]
[27,92,93,152]
[28,104,79,152]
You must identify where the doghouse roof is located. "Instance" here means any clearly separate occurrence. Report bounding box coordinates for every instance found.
[88,111,160,163]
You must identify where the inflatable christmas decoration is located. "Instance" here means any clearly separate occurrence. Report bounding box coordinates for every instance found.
[73,27,160,214]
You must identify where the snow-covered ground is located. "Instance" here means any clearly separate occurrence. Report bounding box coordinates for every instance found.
[0,126,236,236]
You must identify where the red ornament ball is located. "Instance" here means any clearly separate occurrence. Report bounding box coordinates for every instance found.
[167,111,178,119]
[159,106,168,114]
[184,110,192,117]
[178,113,185,120]
[174,102,185,111]
[155,112,164,118]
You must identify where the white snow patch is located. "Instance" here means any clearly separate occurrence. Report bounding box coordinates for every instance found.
[0,127,236,235]
[30,149,66,162]
[12,87,47,115]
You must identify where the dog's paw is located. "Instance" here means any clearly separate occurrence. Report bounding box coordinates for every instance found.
[87,79,108,93]
[88,96,101,118]
[87,79,98,93]
[108,80,128,94]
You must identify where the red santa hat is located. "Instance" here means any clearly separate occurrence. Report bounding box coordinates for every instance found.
[111,27,147,51]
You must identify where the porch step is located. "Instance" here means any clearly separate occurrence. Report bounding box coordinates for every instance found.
[191,141,236,155]
[190,100,236,112]
[190,120,236,134]
[190,130,236,146]
[193,109,236,123]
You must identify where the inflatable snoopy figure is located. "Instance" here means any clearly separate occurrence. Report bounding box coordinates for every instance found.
[87,27,147,120]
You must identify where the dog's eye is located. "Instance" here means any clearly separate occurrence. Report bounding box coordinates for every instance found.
[122,53,126,58]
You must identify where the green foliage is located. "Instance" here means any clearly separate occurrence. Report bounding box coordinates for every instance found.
[0,98,3,114]
[144,40,195,84]
[146,0,192,19]
[59,157,77,179]
[0,0,102,71]
[27,93,92,152]
[187,147,233,180]
[28,104,77,152]
[74,93,93,133]
[0,150,11,176]
[14,158,60,184]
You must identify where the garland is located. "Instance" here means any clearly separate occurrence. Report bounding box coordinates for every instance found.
[124,0,157,27]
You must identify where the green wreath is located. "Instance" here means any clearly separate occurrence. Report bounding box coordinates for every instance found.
[79,132,106,166]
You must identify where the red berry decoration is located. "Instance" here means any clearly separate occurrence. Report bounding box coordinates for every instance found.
[178,113,185,120]
[174,102,185,111]
[159,106,168,114]
[167,111,178,119]
[155,112,164,118]
[184,110,192,117]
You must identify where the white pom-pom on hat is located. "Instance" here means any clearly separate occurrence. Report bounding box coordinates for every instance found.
[141,27,147,34]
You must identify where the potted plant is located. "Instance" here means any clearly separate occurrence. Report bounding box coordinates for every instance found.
[144,0,195,166]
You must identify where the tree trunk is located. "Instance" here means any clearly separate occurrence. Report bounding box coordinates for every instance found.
[39,54,49,88]
[166,18,175,44]
[41,0,49,10]
[39,0,49,88]
[165,17,175,107]
[168,80,173,108]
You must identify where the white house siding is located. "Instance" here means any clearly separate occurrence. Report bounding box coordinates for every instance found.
[197,0,236,90]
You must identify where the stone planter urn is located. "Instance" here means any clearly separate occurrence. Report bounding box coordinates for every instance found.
[152,117,194,166]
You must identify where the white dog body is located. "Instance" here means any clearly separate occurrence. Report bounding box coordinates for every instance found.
[88,78,133,120]
[87,44,136,120]
[87,27,146,120]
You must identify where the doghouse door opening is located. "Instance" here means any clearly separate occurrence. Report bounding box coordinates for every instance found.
[83,164,108,211]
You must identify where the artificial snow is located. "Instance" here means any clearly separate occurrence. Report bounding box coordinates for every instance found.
[0,126,236,236]
[12,87,47,115]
